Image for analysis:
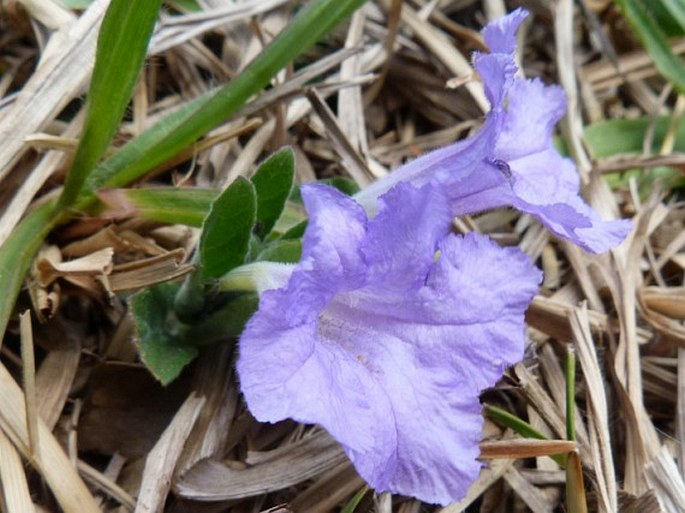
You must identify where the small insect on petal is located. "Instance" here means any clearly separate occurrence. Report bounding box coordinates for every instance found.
[485,157,513,182]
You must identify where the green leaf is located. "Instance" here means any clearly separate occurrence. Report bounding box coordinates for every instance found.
[60,0,93,7]
[184,293,259,344]
[584,115,685,157]
[98,187,217,227]
[257,239,302,263]
[166,0,201,11]
[584,116,685,192]
[251,148,295,238]
[0,201,61,337]
[320,176,361,196]
[199,177,257,279]
[0,0,367,341]
[280,220,308,240]
[59,0,163,207]
[340,486,370,513]
[485,405,566,467]
[270,204,308,238]
[130,282,198,385]
[615,0,685,94]
[173,253,206,323]
[661,0,685,32]
[81,0,368,200]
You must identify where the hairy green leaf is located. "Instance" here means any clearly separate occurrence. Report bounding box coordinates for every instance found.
[130,282,198,385]
[200,177,257,279]
[251,148,295,238]
[320,176,361,196]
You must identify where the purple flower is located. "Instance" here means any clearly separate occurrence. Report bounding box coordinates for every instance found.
[354,8,631,254]
[237,183,542,505]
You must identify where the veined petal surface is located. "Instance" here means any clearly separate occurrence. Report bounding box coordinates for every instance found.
[238,184,541,505]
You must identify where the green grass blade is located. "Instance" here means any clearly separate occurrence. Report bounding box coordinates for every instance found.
[566,346,576,442]
[615,0,685,94]
[0,0,366,342]
[98,187,218,227]
[82,0,368,199]
[485,404,567,467]
[0,201,61,336]
[59,0,163,207]
[485,404,551,441]
[340,485,370,513]
[661,0,685,31]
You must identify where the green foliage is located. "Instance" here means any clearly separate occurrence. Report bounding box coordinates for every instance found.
[166,0,201,11]
[132,148,298,378]
[59,0,163,207]
[585,116,685,157]
[199,177,257,280]
[614,0,685,94]
[185,293,260,343]
[585,115,685,192]
[647,0,685,35]
[131,284,259,385]
[60,0,94,7]
[81,0,368,200]
[0,0,368,381]
[257,239,303,264]
[340,486,370,513]
[485,405,567,467]
[173,254,207,323]
[0,201,60,337]
[280,220,309,240]
[320,176,362,196]
[251,148,295,238]
[566,347,576,442]
[98,187,218,227]
[130,282,198,385]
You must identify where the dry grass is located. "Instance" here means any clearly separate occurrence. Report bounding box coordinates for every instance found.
[0,0,684,511]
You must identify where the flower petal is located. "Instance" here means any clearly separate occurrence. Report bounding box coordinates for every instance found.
[283,184,367,324]
[481,7,529,53]
[495,79,568,160]
[352,9,631,254]
[362,182,452,290]
[237,182,542,505]
[237,289,396,457]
